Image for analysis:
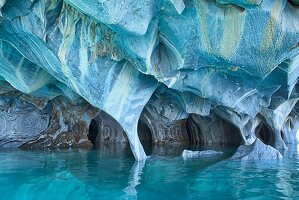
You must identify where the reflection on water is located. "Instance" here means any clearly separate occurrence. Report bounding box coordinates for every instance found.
[1,144,299,199]
[121,160,145,200]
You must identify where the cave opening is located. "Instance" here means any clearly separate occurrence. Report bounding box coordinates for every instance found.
[186,116,204,146]
[256,123,271,145]
[88,119,98,147]
[288,0,299,7]
[137,120,153,154]
[281,131,285,142]
[186,114,242,147]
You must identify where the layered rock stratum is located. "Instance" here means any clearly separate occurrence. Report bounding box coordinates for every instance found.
[0,0,298,160]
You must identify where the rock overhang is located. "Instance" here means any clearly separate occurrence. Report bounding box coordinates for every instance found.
[0,0,297,160]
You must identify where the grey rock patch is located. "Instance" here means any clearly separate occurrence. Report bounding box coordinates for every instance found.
[0,97,50,147]
[231,138,283,161]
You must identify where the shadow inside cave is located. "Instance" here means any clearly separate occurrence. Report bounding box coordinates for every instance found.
[255,123,271,145]
[87,111,241,158]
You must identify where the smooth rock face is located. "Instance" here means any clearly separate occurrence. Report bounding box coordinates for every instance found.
[182,149,223,159]
[0,0,298,160]
[231,139,283,161]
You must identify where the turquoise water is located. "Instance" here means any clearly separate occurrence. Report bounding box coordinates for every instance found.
[1,144,299,199]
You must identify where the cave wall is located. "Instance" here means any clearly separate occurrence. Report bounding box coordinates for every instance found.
[187,114,242,146]
[21,97,100,149]
[281,103,299,145]
[0,0,297,160]
[0,96,49,147]
[93,111,128,144]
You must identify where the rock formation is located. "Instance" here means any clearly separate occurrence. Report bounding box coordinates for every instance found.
[0,0,298,160]
[231,138,283,160]
[182,149,223,159]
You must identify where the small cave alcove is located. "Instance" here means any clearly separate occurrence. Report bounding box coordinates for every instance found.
[255,123,271,145]
[88,119,99,147]
[186,116,205,145]
[137,120,153,154]
[186,114,242,147]
[87,111,133,157]
[288,0,299,6]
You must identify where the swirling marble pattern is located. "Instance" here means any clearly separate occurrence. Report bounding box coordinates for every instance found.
[0,0,298,160]
[0,97,49,147]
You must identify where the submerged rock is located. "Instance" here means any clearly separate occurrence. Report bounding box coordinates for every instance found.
[231,139,283,161]
[182,150,223,159]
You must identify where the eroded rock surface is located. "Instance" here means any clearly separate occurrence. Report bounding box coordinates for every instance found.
[187,113,242,146]
[0,97,49,147]
[21,97,99,149]
[0,0,297,160]
[93,111,128,144]
[231,139,283,161]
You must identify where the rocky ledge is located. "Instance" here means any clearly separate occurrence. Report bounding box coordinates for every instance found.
[0,0,298,161]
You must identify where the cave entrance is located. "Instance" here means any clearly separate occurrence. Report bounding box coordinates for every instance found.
[137,120,153,154]
[186,114,242,147]
[256,123,271,145]
[289,0,299,6]
[88,119,98,147]
[186,116,204,146]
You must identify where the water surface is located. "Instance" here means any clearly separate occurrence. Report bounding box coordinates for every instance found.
[1,144,299,199]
